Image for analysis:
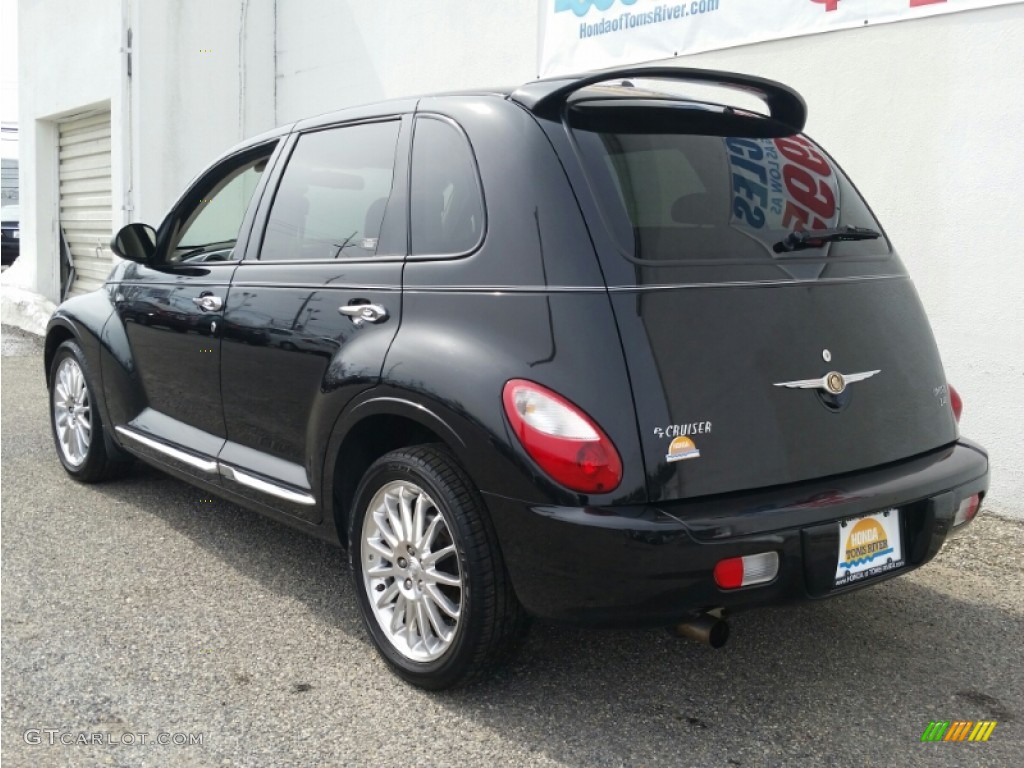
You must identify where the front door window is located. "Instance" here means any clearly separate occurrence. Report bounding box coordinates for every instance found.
[167,156,269,264]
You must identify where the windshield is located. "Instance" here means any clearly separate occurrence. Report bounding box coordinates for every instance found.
[571,106,894,281]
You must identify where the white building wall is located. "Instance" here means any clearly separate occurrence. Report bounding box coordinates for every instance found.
[130,0,277,226]
[273,1,538,123]
[14,0,1021,515]
[12,0,126,301]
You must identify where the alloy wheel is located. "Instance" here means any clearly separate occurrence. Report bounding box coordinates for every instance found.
[53,357,92,467]
[360,480,464,662]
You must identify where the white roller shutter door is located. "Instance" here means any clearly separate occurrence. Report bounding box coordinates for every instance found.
[59,111,113,297]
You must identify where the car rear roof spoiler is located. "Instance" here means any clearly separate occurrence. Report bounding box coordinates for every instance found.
[510,66,807,133]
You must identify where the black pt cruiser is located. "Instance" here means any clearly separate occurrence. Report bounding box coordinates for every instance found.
[45,67,989,689]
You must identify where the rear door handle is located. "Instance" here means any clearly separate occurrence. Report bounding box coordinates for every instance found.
[192,294,223,312]
[339,303,388,326]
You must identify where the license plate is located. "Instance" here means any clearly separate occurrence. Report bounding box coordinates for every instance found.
[834,508,904,588]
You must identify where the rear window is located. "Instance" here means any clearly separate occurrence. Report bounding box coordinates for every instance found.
[571,106,894,280]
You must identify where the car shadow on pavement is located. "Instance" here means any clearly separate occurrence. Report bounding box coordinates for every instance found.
[87,463,368,636]
[88,466,1022,768]
[442,579,1023,767]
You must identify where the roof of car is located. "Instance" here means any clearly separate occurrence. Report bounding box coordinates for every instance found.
[219,67,804,161]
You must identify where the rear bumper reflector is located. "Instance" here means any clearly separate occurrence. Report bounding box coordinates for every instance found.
[714,552,780,590]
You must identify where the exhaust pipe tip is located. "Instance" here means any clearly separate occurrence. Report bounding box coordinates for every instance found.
[672,614,729,648]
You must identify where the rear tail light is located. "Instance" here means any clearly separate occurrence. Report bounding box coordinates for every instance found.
[953,493,981,527]
[502,379,622,494]
[948,383,963,423]
[713,552,779,590]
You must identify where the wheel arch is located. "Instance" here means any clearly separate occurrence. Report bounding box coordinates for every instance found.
[44,306,133,467]
[44,291,116,384]
[44,291,133,460]
[44,319,77,383]
[322,393,477,547]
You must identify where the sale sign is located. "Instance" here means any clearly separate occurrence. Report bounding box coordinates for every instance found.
[540,0,1021,76]
[728,136,839,232]
[726,136,842,276]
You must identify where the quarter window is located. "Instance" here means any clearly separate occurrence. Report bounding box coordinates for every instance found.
[410,117,485,256]
[260,121,401,261]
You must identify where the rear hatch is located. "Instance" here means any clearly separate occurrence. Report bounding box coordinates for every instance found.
[568,96,959,502]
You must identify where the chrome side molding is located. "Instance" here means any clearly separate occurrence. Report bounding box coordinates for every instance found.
[218,464,316,506]
[115,426,219,474]
[115,426,316,506]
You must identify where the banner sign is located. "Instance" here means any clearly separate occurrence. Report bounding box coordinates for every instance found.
[540,0,1022,76]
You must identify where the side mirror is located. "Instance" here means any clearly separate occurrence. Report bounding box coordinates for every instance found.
[110,223,157,264]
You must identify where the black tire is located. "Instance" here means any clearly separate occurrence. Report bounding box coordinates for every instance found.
[48,340,131,483]
[349,444,529,690]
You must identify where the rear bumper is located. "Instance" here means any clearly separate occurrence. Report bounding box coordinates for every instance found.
[485,440,989,624]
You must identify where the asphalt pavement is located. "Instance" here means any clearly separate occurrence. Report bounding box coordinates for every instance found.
[2,324,1022,768]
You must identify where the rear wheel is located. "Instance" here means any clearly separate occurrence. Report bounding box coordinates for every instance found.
[349,445,529,689]
[49,340,130,482]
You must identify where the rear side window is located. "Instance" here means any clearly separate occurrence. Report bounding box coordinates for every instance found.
[260,121,400,261]
[410,117,485,256]
[572,108,892,278]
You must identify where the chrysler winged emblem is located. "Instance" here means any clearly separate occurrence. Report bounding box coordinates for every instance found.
[774,369,880,395]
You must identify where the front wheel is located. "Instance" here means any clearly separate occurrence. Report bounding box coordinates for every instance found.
[349,445,529,689]
[49,340,130,482]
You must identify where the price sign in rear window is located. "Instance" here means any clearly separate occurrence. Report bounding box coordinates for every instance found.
[727,136,840,242]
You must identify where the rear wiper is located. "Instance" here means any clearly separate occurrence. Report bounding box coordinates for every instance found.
[331,231,359,259]
[773,226,882,253]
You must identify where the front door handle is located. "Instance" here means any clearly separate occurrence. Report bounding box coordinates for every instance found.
[192,294,223,312]
[339,303,388,326]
